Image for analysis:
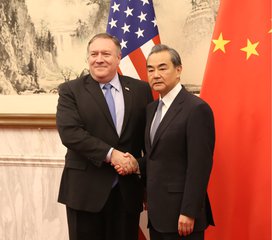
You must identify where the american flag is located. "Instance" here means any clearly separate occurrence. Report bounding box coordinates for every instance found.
[106,0,160,82]
[107,3,160,238]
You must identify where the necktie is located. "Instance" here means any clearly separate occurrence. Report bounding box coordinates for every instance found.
[103,83,118,187]
[103,83,117,127]
[150,100,163,143]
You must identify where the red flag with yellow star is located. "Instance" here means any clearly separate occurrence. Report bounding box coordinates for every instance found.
[200,0,271,239]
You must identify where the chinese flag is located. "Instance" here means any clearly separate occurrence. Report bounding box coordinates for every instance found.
[200,0,271,240]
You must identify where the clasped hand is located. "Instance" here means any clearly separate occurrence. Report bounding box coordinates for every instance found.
[110,149,139,175]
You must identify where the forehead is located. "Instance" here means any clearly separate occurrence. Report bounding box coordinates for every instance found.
[147,51,172,66]
[89,38,116,52]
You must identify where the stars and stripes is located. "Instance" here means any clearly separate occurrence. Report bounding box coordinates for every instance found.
[107,0,160,81]
[106,1,160,239]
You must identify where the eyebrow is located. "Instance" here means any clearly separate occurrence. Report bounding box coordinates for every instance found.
[147,63,167,68]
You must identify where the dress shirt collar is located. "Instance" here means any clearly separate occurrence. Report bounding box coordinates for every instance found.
[160,83,182,109]
[100,73,121,92]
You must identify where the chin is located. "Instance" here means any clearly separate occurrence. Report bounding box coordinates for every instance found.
[94,72,108,78]
[153,86,164,92]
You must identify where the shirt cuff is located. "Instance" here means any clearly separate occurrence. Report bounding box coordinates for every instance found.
[105,147,114,163]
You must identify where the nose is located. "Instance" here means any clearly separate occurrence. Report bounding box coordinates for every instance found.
[153,69,160,79]
[96,53,104,62]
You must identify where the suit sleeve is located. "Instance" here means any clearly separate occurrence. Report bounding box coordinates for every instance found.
[180,102,215,218]
[56,82,111,167]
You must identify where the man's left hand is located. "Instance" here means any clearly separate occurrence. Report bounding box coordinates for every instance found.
[178,214,195,236]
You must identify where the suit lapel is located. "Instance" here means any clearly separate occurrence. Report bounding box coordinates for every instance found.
[151,88,186,149]
[146,100,159,148]
[119,75,132,136]
[84,75,117,131]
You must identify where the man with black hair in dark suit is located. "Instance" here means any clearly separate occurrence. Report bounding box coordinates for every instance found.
[117,44,215,240]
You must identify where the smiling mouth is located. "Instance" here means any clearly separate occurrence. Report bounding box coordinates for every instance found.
[95,66,107,69]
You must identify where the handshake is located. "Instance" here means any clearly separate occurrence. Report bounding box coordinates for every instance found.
[110,149,139,176]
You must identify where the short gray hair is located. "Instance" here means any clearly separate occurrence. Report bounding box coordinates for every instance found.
[147,44,182,67]
[87,32,121,54]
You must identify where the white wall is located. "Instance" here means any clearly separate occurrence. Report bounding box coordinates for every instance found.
[0,128,149,240]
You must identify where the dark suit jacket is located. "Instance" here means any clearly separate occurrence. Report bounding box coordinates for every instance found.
[141,85,215,233]
[56,74,153,213]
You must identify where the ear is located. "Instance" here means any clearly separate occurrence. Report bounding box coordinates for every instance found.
[176,65,182,78]
[117,52,122,65]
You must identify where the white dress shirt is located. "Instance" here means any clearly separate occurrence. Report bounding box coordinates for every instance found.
[151,83,182,126]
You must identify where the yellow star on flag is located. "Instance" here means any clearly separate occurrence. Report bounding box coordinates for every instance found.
[240,39,259,60]
[212,32,231,53]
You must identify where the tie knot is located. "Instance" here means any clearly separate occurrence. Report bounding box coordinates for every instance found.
[103,83,112,90]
